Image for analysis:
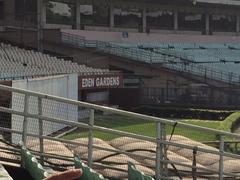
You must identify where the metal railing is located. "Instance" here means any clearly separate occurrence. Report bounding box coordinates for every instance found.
[61,32,240,85]
[0,84,240,179]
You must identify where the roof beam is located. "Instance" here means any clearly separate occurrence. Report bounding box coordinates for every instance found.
[194,0,240,6]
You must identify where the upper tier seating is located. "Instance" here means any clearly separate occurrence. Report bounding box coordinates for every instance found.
[0,43,109,80]
[61,32,240,84]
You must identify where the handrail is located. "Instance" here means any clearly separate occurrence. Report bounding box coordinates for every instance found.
[1,83,240,178]
[1,84,240,138]
[154,48,240,83]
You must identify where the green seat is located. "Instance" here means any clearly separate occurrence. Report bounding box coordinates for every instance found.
[128,162,154,180]
[74,155,106,180]
[21,147,52,180]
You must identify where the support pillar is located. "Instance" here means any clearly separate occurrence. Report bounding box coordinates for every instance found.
[110,2,114,30]
[76,0,81,29]
[142,7,147,33]
[205,13,210,35]
[236,14,240,34]
[174,10,178,31]
[37,0,44,52]
[4,0,15,26]
[42,0,46,27]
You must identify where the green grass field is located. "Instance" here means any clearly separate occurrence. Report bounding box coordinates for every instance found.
[63,112,240,142]
[63,112,240,141]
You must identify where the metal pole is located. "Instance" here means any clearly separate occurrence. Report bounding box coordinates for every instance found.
[22,94,29,146]
[38,97,44,165]
[219,135,224,180]
[156,122,164,179]
[88,109,94,167]
[20,0,26,47]
[37,0,43,52]
[192,147,197,180]
[162,123,168,177]
[159,123,165,178]
[21,94,29,168]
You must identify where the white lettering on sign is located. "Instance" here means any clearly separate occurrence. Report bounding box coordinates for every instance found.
[80,76,121,89]
[82,78,95,88]
[96,77,120,87]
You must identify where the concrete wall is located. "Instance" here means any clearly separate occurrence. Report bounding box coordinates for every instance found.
[11,74,78,143]
[61,29,240,43]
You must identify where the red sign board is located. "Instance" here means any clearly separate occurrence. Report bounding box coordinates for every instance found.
[79,74,123,89]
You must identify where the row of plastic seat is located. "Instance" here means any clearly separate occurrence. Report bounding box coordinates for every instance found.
[21,146,154,180]
[62,31,240,51]
[75,156,154,180]
[61,32,240,84]
[96,42,240,81]
[0,43,109,80]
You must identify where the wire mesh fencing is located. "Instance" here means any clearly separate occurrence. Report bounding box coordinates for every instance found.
[0,85,239,179]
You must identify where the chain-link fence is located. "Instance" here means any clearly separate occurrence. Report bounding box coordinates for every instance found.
[0,84,240,179]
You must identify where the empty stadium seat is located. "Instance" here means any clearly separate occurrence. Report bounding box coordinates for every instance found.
[59,34,240,84]
[0,43,109,80]
[74,155,106,180]
[21,146,54,180]
[128,162,154,180]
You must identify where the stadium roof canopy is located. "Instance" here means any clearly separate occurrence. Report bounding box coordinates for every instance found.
[193,0,240,6]
[50,0,240,6]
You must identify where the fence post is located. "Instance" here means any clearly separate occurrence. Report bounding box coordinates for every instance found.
[22,94,29,146]
[192,147,197,180]
[21,94,29,168]
[156,122,164,179]
[38,97,44,165]
[162,123,168,177]
[88,109,94,167]
[219,135,224,180]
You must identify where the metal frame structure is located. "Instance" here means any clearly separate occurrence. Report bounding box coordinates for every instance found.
[0,84,239,179]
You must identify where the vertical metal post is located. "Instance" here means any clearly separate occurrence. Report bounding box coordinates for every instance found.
[38,97,44,165]
[162,123,168,177]
[21,94,29,168]
[174,10,178,31]
[236,14,240,34]
[192,147,197,180]
[22,94,29,146]
[37,0,43,52]
[205,13,210,35]
[142,7,147,33]
[88,109,94,167]
[109,1,114,30]
[76,0,81,30]
[156,122,161,180]
[156,122,164,180]
[219,135,224,180]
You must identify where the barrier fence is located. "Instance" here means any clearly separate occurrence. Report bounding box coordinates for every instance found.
[0,84,239,179]
[61,32,240,85]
